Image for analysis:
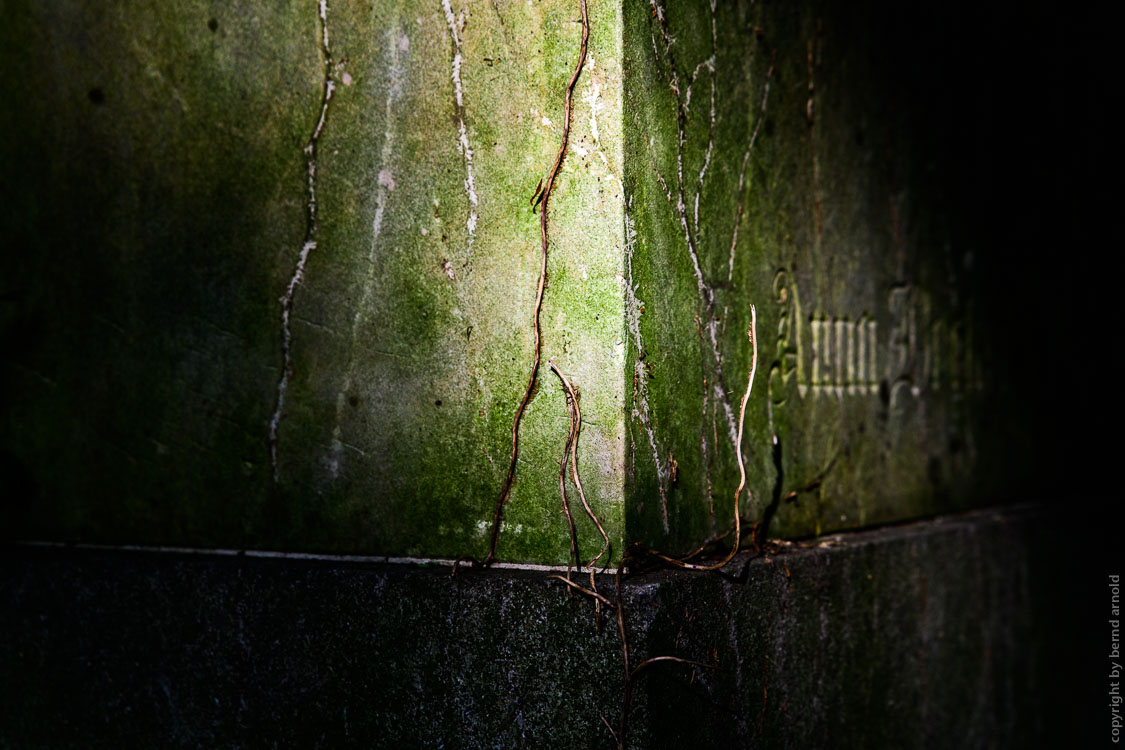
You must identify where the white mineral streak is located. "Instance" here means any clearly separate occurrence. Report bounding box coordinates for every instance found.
[649,0,740,450]
[692,1,718,243]
[271,0,338,482]
[328,29,406,478]
[585,77,601,144]
[442,0,479,246]
[728,41,775,283]
[624,209,670,531]
[18,540,590,573]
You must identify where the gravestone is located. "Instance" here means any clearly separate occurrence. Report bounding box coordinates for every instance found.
[1,0,996,564]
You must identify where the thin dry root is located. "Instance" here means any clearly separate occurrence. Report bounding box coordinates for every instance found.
[630,655,717,679]
[474,0,589,570]
[599,713,620,746]
[612,303,759,747]
[644,304,757,572]
[549,359,612,622]
[466,9,756,748]
[553,361,581,581]
[548,574,614,608]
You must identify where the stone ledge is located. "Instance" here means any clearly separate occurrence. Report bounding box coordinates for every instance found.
[0,505,1089,747]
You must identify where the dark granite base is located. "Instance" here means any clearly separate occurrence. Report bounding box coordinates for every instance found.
[0,506,1099,748]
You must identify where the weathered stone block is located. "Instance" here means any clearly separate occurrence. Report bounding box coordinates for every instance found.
[1,0,996,563]
[0,508,1083,747]
[619,1,994,553]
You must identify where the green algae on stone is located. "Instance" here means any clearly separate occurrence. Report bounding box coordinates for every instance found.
[1,0,628,563]
[621,0,995,555]
[2,0,1000,563]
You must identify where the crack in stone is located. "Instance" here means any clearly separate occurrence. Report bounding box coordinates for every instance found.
[728,50,775,283]
[689,1,717,246]
[648,0,738,451]
[270,0,339,482]
[624,206,670,532]
[645,2,777,504]
[328,28,407,479]
[442,0,479,259]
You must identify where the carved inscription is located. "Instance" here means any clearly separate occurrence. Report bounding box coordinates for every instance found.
[768,269,981,405]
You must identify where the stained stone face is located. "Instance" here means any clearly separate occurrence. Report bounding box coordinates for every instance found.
[620,1,994,553]
[2,0,997,563]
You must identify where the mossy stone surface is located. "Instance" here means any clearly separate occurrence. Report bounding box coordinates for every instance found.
[2,0,999,562]
[621,0,999,554]
[2,0,626,563]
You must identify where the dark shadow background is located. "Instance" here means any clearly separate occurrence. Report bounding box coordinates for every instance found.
[1,0,1118,746]
[895,1,1119,742]
[956,2,1118,743]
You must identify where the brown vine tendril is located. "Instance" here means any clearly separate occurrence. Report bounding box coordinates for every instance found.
[454,0,589,575]
[547,574,614,608]
[676,516,760,562]
[630,654,716,680]
[609,305,758,748]
[438,0,768,744]
[550,360,612,620]
[445,0,757,742]
[641,304,757,572]
[554,362,582,583]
